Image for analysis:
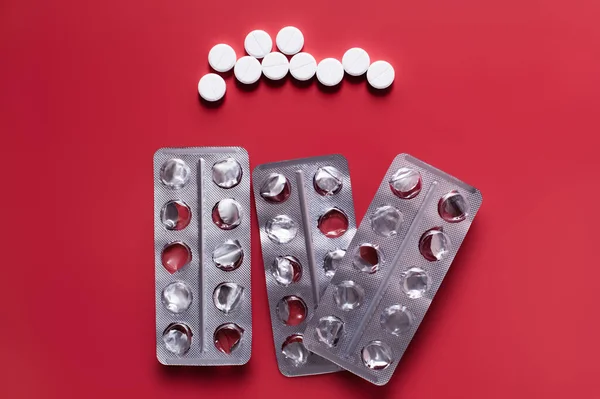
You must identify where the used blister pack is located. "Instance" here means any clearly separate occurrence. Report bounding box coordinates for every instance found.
[154,147,252,365]
[252,155,357,377]
[304,153,483,385]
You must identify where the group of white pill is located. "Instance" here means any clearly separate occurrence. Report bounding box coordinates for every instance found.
[198,26,395,102]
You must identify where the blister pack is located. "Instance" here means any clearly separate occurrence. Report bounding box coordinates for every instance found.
[252,155,357,377]
[154,147,252,366]
[304,154,483,385]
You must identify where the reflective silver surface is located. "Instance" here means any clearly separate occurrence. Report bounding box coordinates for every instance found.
[270,255,302,286]
[281,335,310,367]
[160,200,192,230]
[333,280,364,311]
[389,167,421,199]
[401,267,431,299]
[160,158,191,189]
[438,190,469,222]
[313,166,343,196]
[370,205,403,237]
[314,316,344,347]
[162,323,192,355]
[212,157,243,188]
[212,198,243,230]
[361,340,393,370]
[352,243,382,274]
[265,214,298,244]
[161,281,193,313]
[380,304,414,336]
[212,239,244,271]
[260,173,291,203]
[213,282,244,313]
[419,228,451,261]
[323,249,346,278]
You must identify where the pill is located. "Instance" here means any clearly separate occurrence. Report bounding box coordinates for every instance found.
[316,58,344,87]
[261,52,289,80]
[342,47,370,76]
[289,52,317,81]
[208,43,237,73]
[234,56,262,84]
[198,73,226,102]
[367,60,395,89]
[276,26,304,55]
[244,29,272,59]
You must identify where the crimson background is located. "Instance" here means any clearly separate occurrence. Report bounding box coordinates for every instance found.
[1,0,599,397]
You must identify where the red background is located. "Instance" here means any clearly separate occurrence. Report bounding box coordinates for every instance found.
[1,0,599,397]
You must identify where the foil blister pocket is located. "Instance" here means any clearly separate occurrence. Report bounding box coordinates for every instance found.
[252,154,357,377]
[154,147,251,366]
[304,153,483,385]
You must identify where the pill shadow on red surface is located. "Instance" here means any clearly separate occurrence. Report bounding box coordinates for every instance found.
[263,74,289,89]
[367,82,393,97]
[316,80,342,94]
[344,73,366,85]
[290,77,314,89]
[198,93,225,109]
[157,362,251,384]
[234,78,260,92]
[335,369,395,395]
[206,62,235,79]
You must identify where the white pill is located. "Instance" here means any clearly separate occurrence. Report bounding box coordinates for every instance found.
[262,52,289,80]
[234,56,262,84]
[316,58,344,87]
[367,60,395,89]
[208,43,236,73]
[289,52,317,81]
[276,26,304,55]
[342,47,370,76]
[198,73,226,102]
[244,30,272,59]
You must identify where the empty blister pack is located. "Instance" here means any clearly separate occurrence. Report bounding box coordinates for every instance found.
[252,155,357,376]
[154,147,252,365]
[304,153,482,385]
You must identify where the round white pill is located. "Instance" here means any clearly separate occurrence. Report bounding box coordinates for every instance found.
[234,56,262,84]
[289,52,317,81]
[244,30,272,59]
[198,73,226,102]
[316,58,344,87]
[276,26,304,55]
[342,48,370,76]
[208,43,236,73]
[367,60,395,89]
[262,52,289,80]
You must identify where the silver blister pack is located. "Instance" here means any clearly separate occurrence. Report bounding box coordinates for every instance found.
[154,147,252,366]
[252,155,357,377]
[304,154,483,385]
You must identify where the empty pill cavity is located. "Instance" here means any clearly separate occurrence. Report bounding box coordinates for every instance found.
[212,239,244,271]
[389,167,422,199]
[313,166,343,196]
[161,242,192,274]
[370,205,403,237]
[333,280,364,311]
[402,267,431,299]
[212,157,243,189]
[419,228,451,261]
[353,243,383,274]
[260,173,291,203]
[212,199,243,230]
[323,248,346,278]
[160,158,191,189]
[160,200,192,231]
[213,282,244,314]
[318,208,349,238]
[281,334,309,367]
[276,295,307,326]
[162,323,192,355]
[438,190,469,222]
[361,341,393,370]
[161,281,193,313]
[270,255,302,286]
[214,323,244,354]
[380,304,414,336]
[314,315,344,348]
[266,214,298,244]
